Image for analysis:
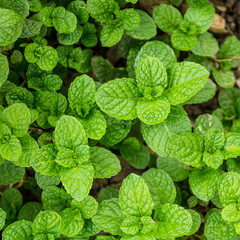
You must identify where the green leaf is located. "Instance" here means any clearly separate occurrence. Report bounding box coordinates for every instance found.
[68,75,95,117]
[0,53,9,88]
[92,198,124,235]
[100,21,124,47]
[21,19,42,38]
[119,173,154,217]
[134,41,177,70]
[0,8,23,46]
[153,4,183,33]
[137,96,171,125]
[185,4,215,34]
[71,195,98,219]
[218,172,240,207]
[142,168,176,209]
[205,211,237,240]
[141,106,191,157]
[61,208,84,237]
[81,23,98,48]
[0,0,29,18]
[50,93,67,117]
[223,132,240,159]
[89,146,121,178]
[2,220,33,240]
[163,61,209,105]
[96,78,141,120]
[212,67,236,88]
[186,0,208,6]
[55,115,88,151]
[205,129,225,151]
[157,156,190,182]
[120,137,150,169]
[171,29,198,51]
[189,167,220,201]
[116,9,140,30]
[52,6,77,34]
[136,56,168,94]
[79,218,100,237]
[32,210,62,238]
[100,115,132,147]
[120,216,139,235]
[28,0,42,12]
[203,150,224,169]
[31,144,61,176]
[60,162,94,201]
[1,103,31,137]
[35,172,60,190]
[192,32,219,57]
[126,10,157,40]
[0,160,25,185]
[42,186,71,213]
[38,7,54,27]
[168,132,204,167]
[18,202,43,222]
[222,203,240,222]
[67,1,89,24]
[98,187,119,202]
[0,208,6,230]
[55,149,76,168]
[153,204,192,238]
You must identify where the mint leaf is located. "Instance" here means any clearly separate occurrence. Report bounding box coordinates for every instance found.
[98,187,119,202]
[212,67,236,88]
[18,202,43,222]
[119,174,154,217]
[153,4,183,33]
[96,78,141,120]
[187,209,201,235]
[0,53,9,88]
[223,132,240,159]
[222,203,240,222]
[142,168,176,209]
[116,9,140,30]
[89,147,121,178]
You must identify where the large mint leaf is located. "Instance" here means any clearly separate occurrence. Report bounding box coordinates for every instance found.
[205,211,237,240]
[134,41,177,70]
[142,168,176,209]
[0,8,23,46]
[60,162,94,201]
[141,106,191,157]
[92,198,124,235]
[89,147,121,178]
[119,174,154,217]
[96,78,141,120]
[1,103,31,137]
[163,62,209,105]
[68,75,95,117]
[126,10,157,40]
[136,56,167,93]
[189,167,220,201]
[168,132,204,167]
[0,53,9,88]
[153,204,192,238]
[153,4,183,33]
[55,115,88,150]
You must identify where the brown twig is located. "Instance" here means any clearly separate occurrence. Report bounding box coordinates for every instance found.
[29,126,44,134]
[210,56,240,62]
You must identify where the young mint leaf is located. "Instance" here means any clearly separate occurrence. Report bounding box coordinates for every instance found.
[126,10,157,40]
[134,41,177,70]
[163,62,209,105]
[60,162,94,201]
[96,78,141,120]
[184,4,215,34]
[168,132,204,167]
[205,211,237,240]
[68,75,95,117]
[1,103,31,137]
[18,202,43,222]
[89,147,121,178]
[0,53,9,88]
[2,220,33,240]
[0,8,23,46]
[223,132,240,159]
[189,167,220,201]
[81,23,98,48]
[67,1,89,24]
[119,174,154,217]
[92,198,125,235]
[55,115,88,150]
[141,106,191,157]
[222,203,240,222]
[31,144,61,176]
[192,32,219,57]
[203,150,224,169]
[153,204,192,238]
[212,67,236,88]
[116,9,140,30]
[55,149,77,168]
[142,168,176,209]
[32,210,62,238]
[186,0,208,6]
[120,216,139,235]
[153,4,183,33]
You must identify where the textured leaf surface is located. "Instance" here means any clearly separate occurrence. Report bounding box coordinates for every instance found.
[141,106,191,157]
[212,67,236,88]
[18,202,43,222]
[223,133,240,159]
[142,168,176,209]
[98,187,119,202]
[222,203,240,222]
[153,204,192,238]
[35,172,60,190]
[0,53,9,88]
[187,209,201,235]
[189,167,220,201]
[116,9,140,30]
[119,174,154,217]
[96,78,141,120]
[89,147,121,178]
